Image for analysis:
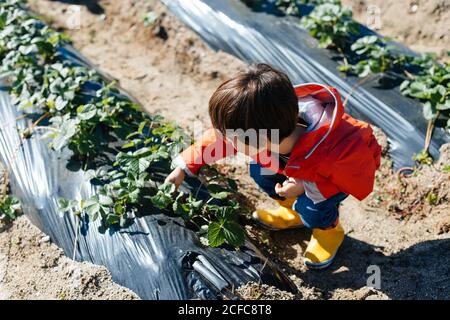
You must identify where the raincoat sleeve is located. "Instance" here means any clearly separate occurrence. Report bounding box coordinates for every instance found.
[173,128,237,176]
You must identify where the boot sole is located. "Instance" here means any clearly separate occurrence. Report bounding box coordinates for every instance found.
[304,253,336,270]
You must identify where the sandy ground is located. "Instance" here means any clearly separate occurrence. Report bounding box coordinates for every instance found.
[341,0,450,61]
[1,0,449,300]
[0,216,138,299]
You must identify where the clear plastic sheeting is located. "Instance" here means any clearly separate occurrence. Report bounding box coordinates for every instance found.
[0,46,297,299]
[162,0,450,168]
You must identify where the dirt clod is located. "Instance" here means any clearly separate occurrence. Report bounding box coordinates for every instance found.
[236,282,295,300]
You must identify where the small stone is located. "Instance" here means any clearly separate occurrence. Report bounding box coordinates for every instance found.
[409,4,418,13]
[39,236,50,244]
[333,266,350,274]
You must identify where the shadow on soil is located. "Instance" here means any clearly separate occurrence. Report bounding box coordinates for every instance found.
[50,0,104,14]
[272,230,450,299]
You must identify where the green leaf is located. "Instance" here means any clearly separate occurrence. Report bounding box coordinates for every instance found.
[138,121,147,134]
[425,192,438,205]
[413,150,433,165]
[436,99,450,111]
[99,195,113,206]
[126,157,151,175]
[207,220,245,247]
[151,183,176,209]
[133,147,153,158]
[399,80,411,93]
[55,96,68,111]
[173,201,190,217]
[207,221,226,247]
[106,214,120,226]
[51,119,78,151]
[423,101,437,120]
[82,196,100,218]
[151,192,173,209]
[368,59,382,73]
[207,184,231,200]
[161,182,176,195]
[358,64,371,78]
[57,198,77,212]
[338,64,351,72]
[215,206,235,221]
[0,13,7,29]
[222,221,245,247]
[77,104,97,120]
[143,11,159,27]
[122,141,136,149]
[408,81,429,98]
[0,196,21,220]
[127,189,140,203]
[114,203,125,216]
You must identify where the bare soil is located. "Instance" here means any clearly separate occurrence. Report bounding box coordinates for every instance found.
[0,216,139,300]
[235,281,296,300]
[341,0,450,61]
[1,0,448,300]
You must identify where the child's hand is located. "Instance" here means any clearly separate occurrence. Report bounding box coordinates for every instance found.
[164,167,186,189]
[275,178,305,198]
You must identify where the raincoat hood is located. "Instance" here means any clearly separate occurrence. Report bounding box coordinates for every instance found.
[290,83,344,162]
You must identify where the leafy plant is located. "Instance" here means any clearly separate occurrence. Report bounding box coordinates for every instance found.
[400,60,450,124]
[151,180,245,247]
[425,191,438,206]
[0,195,21,220]
[301,3,359,50]
[274,0,300,16]
[143,11,159,27]
[341,36,410,77]
[412,150,433,166]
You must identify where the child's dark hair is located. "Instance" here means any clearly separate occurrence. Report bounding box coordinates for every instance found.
[208,63,298,143]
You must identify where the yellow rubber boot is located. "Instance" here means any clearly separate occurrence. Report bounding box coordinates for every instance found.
[304,222,345,269]
[252,198,303,230]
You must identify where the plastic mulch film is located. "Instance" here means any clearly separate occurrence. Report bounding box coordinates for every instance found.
[162,0,450,169]
[0,45,297,299]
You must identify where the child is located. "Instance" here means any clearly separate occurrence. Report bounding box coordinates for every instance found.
[165,64,381,269]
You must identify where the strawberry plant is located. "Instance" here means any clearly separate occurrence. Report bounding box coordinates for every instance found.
[274,0,300,16]
[340,36,410,77]
[0,0,246,247]
[143,11,159,27]
[301,3,359,50]
[0,195,21,220]
[151,179,245,247]
[400,59,450,125]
